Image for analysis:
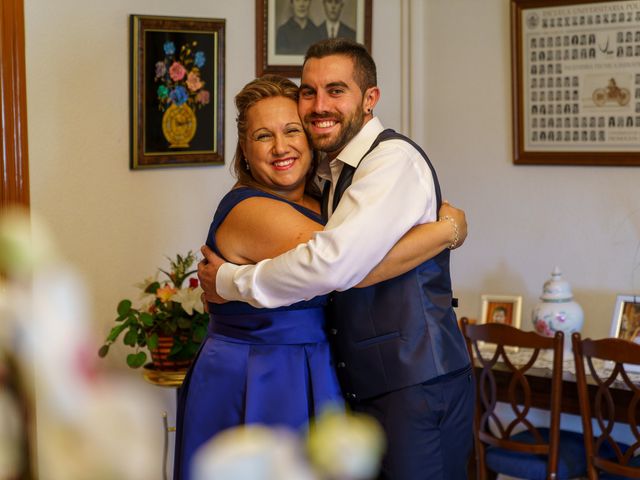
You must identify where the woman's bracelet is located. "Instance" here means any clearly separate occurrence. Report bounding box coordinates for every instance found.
[440,215,459,250]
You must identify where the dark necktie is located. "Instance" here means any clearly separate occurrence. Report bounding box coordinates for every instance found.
[321,180,330,222]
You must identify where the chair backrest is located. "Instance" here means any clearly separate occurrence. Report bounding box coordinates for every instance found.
[461,318,565,477]
[571,333,640,479]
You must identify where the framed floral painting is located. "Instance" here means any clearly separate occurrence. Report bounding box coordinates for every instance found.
[130,15,225,169]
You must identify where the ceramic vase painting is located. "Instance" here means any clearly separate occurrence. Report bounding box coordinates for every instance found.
[532,267,584,353]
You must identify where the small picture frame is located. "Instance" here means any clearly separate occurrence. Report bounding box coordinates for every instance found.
[130,15,225,169]
[608,294,640,372]
[480,294,523,328]
[256,0,372,77]
[609,295,640,342]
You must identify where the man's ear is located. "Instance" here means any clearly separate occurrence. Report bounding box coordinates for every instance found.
[363,86,380,114]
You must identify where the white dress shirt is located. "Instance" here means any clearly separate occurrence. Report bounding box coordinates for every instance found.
[216,117,437,308]
[325,20,340,38]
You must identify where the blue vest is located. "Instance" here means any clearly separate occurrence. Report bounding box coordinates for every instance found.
[324,129,470,400]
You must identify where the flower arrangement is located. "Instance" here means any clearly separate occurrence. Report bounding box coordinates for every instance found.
[98,251,209,369]
[155,40,210,112]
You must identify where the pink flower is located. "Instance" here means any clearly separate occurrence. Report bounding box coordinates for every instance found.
[186,71,204,92]
[196,90,210,105]
[169,61,186,81]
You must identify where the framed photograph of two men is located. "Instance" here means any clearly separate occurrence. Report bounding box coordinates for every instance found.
[257,0,372,78]
[511,0,640,166]
[130,15,225,169]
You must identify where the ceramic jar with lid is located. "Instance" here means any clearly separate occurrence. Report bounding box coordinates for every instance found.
[532,267,584,352]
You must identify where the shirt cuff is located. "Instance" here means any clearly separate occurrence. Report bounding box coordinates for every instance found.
[216,262,244,302]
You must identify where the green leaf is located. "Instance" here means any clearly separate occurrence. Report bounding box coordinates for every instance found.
[124,328,138,346]
[106,322,128,342]
[98,344,110,358]
[182,343,199,358]
[147,332,159,350]
[193,325,206,342]
[177,317,191,329]
[169,341,183,356]
[117,299,132,316]
[145,281,160,294]
[126,351,147,368]
[140,312,154,327]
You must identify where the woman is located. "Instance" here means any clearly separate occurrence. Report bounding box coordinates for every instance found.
[174,75,466,479]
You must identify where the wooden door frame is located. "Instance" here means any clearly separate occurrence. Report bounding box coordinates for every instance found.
[1,0,30,209]
[0,2,34,478]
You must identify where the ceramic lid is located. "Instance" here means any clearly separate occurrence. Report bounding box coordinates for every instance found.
[540,266,574,301]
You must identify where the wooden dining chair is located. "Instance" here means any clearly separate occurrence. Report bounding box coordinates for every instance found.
[461,318,587,480]
[571,333,640,479]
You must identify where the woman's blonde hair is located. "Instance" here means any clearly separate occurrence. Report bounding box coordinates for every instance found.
[232,75,317,195]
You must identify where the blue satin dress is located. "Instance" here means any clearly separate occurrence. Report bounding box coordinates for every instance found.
[174,187,343,480]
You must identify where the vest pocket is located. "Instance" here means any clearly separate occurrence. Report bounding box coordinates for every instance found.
[354,330,400,348]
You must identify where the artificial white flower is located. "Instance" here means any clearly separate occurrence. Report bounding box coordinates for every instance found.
[134,275,158,306]
[172,285,205,315]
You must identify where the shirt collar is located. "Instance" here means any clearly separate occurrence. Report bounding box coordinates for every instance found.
[325,19,339,31]
[315,117,384,181]
[335,116,384,168]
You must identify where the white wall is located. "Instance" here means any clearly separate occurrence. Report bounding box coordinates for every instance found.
[420,0,640,337]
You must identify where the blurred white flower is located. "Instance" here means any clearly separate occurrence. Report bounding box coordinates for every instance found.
[192,425,317,480]
[0,208,164,480]
[307,408,385,480]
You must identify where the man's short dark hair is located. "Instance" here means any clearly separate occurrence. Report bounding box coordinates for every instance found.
[304,38,377,93]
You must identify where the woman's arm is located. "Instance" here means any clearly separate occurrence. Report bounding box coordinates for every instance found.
[356,203,467,288]
[215,196,322,264]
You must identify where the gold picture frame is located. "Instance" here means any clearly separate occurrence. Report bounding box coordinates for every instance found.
[480,294,523,328]
[130,15,225,169]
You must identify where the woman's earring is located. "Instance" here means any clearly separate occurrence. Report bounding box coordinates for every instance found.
[245,161,250,171]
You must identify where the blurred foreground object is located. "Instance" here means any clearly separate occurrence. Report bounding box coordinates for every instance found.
[308,408,386,480]
[0,207,163,480]
[192,425,316,480]
[191,408,385,480]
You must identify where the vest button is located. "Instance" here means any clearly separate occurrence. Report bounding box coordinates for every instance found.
[347,393,357,399]
[329,328,338,335]
[337,362,346,368]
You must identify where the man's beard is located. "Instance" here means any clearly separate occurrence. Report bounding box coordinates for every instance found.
[305,105,366,156]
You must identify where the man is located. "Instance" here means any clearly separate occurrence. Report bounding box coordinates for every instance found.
[319,0,356,40]
[276,0,322,55]
[199,39,473,479]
